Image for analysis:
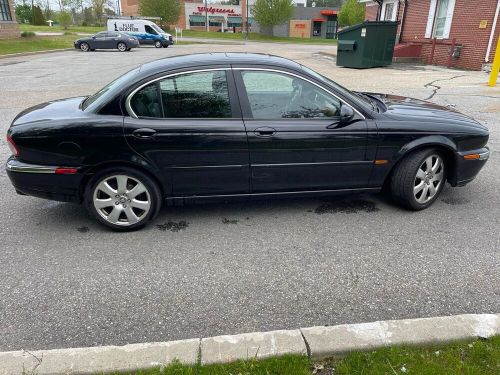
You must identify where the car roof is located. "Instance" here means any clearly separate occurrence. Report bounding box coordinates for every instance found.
[136,53,302,78]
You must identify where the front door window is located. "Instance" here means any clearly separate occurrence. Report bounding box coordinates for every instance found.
[241,70,341,119]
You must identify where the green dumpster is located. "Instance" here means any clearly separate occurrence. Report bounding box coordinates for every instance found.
[337,21,398,68]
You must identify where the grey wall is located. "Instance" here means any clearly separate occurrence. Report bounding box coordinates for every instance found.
[253,7,339,38]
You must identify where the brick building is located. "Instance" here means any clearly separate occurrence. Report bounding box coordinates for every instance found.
[361,0,500,70]
[0,0,19,38]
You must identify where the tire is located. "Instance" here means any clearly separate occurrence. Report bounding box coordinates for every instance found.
[163,44,169,48]
[390,149,446,210]
[154,41,162,48]
[85,167,162,231]
[80,42,90,52]
[117,42,127,52]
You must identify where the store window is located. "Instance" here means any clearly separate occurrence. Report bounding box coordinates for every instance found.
[0,0,13,21]
[190,20,205,27]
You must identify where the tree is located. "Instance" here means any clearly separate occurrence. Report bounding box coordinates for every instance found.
[251,0,294,36]
[338,0,365,28]
[91,0,110,26]
[15,4,32,23]
[139,0,181,25]
[32,5,46,25]
[58,10,72,29]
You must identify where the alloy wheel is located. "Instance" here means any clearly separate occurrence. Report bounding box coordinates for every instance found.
[413,154,444,204]
[93,175,151,226]
[155,41,162,48]
[118,43,127,52]
[80,43,89,52]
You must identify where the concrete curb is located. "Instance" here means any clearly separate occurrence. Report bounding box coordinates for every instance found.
[0,313,498,374]
[0,49,74,60]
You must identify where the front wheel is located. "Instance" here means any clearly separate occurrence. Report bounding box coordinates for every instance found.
[80,42,90,52]
[85,168,162,231]
[390,149,446,210]
[154,41,162,48]
[117,42,127,52]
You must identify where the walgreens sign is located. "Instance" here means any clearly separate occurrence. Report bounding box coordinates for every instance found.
[197,6,236,14]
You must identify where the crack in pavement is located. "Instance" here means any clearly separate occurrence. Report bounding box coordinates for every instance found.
[424,75,467,100]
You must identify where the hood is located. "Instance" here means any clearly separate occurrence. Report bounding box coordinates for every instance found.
[370,93,488,131]
[11,97,86,127]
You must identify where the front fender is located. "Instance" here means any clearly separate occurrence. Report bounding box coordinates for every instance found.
[369,134,458,188]
[394,135,457,161]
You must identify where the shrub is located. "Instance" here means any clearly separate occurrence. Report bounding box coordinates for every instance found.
[21,31,36,38]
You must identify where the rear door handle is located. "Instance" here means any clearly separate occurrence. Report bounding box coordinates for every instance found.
[254,127,276,137]
[133,128,157,139]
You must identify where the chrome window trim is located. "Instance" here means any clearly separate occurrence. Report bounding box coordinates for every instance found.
[233,67,366,120]
[125,68,231,119]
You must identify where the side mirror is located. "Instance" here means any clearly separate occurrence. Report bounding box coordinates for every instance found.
[92,36,96,39]
[339,104,354,123]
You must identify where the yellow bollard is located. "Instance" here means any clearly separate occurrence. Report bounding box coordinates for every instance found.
[489,36,500,87]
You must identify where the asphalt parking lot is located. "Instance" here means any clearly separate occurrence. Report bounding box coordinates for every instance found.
[0,42,499,351]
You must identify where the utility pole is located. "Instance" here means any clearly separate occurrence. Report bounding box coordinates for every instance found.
[205,0,208,32]
[246,0,249,40]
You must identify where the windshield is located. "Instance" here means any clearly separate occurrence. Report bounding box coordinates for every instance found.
[82,67,140,110]
[300,65,373,112]
[152,24,165,34]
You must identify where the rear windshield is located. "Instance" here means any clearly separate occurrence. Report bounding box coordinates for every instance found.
[82,67,140,110]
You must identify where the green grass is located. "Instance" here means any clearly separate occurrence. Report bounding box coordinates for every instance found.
[328,336,500,375]
[19,24,104,34]
[181,30,337,45]
[106,337,500,375]
[0,35,76,55]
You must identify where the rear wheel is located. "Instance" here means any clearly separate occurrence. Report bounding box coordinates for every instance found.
[80,42,90,52]
[117,42,127,52]
[390,149,446,210]
[154,40,162,48]
[85,167,161,231]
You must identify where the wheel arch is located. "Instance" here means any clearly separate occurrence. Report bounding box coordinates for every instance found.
[383,135,458,188]
[79,161,166,202]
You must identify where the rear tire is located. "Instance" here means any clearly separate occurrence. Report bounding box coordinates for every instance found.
[80,42,90,52]
[390,149,446,210]
[85,167,162,231]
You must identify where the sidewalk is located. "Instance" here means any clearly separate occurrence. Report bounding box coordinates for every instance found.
[1,313,498,374]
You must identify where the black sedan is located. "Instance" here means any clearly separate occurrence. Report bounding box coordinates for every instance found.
[74,31,139,52]
[5,53,489,231]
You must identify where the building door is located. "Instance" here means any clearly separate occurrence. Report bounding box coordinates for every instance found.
[326,16,337,39]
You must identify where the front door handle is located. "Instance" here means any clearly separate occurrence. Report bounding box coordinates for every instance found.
[254,127,276,137]
[133,128,157,139]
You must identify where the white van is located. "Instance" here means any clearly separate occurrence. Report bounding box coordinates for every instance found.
[107,19,173,48]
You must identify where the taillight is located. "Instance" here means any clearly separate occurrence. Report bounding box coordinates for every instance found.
[55,167,78,175]
[6,135,19,157]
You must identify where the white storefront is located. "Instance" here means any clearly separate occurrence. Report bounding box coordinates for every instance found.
[184,3,252,31]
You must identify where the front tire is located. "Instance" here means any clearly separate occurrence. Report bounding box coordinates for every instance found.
[80,42,90,52]
[117,42,127,52]
[154,41,162,48]
[390,149,446,210]
[85,167,161,231]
